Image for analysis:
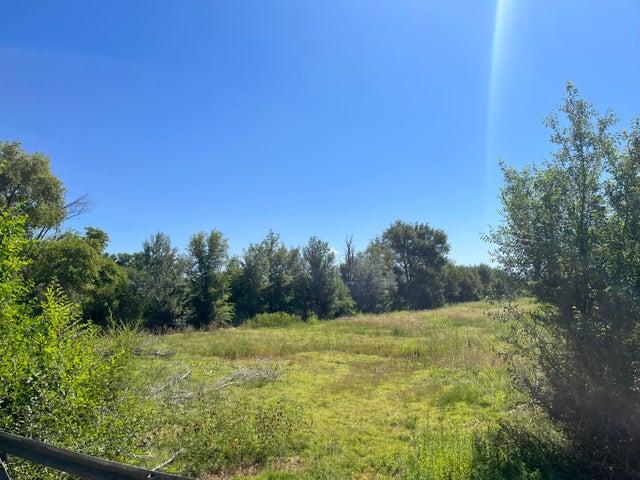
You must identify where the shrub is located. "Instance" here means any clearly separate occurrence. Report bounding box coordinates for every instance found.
[470,417,579,480]
[0,212,138,479]
[26,228,138,326]
[245,312,304,328]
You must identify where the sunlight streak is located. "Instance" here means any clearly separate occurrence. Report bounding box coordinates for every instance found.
[485,0,514,210]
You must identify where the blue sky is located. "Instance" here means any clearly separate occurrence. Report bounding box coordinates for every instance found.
[2,1,639,263]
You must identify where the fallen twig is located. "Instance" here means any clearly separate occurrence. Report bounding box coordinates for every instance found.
[212,364,282,391]
[152,370,191,396]
[133,347,174,358]
[153,449,184,472]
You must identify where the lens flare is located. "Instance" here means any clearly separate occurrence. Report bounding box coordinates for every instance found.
[485,0,514,210]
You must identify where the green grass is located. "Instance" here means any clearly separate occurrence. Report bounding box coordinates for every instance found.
[122,301,530,479]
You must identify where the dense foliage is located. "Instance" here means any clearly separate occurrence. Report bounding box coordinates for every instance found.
[0,141,90,239]
[26,227,135,326]
[0,142,65,237]
[186,230,234,327]
[244,311,305,328]
[0,212,136,479]
[490,83,640,479]
[382,220,450,309]
[0,141,516,333]
[0,142,514,330]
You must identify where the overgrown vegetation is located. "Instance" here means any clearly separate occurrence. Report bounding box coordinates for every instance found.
[489,83,640,479]
[245,312,305,329]
[0,212,138,479]
[129,301,518,479]
[2,82,640,479]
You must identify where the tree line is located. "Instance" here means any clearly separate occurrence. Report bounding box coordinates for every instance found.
[0,141,515,329]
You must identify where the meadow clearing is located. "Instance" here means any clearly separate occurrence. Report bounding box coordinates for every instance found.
[124,301,532,479]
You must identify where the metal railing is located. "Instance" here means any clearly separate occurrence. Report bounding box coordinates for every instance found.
[0,430,194,480]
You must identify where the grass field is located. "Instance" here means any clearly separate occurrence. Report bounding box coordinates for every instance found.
[125,301,526,479]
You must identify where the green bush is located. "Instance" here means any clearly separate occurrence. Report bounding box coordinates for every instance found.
[470,418,578,480]
[245,312,304,328]
[0,212,138,479]
[396,416,578,480]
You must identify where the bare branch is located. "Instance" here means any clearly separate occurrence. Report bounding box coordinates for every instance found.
[63,193,92,222]
[153,450,184,472]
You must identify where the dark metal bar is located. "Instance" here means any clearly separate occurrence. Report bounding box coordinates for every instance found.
[0,452,12,480]
[0,431,193,480]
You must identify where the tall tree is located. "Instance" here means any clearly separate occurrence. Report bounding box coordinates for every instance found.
[0,141,89,238]
[347,241,397,313]
[381,220,449,309]
[135,233,187,329]
[186,230,233,328]
[443,264,482,303]
[302,236,353,318]
[339,235,356,288]
[229,231,305,321]
[261,231,303,313]
[489,84,640,478]
[229,243,267,321]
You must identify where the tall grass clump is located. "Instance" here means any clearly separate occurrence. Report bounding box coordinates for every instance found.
[400,426,473,480]
[167,396,307,477]
[0,212,138,479]
[245,311,304,328]
[399,418,576,480]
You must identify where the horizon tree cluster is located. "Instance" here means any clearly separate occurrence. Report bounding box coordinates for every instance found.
[0,140,514,330]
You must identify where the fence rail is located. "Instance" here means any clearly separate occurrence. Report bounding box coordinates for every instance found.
[0,430,194,480]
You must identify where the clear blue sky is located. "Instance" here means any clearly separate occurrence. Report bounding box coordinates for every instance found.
[2,1,639,263]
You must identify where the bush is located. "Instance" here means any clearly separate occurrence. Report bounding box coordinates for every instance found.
[470,417,579,480]
[245,312,304,328]
[0,212,138,479]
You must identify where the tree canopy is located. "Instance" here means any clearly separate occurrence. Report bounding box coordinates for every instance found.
[0,141,90,239]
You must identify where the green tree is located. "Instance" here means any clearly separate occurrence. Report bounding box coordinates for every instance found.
[302,236,354,318]
[261,231,303,313]
[444,264,482,303]
[381,220,449,309]
[134,232,188,329]
[186,230,233,328]
[0,141,89,238]
[345,241,397,313]
[489,84,640,478]
[229,231,305,321]
[229,242,269,321]
[474,263,493,297]
[26,227,137,326]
